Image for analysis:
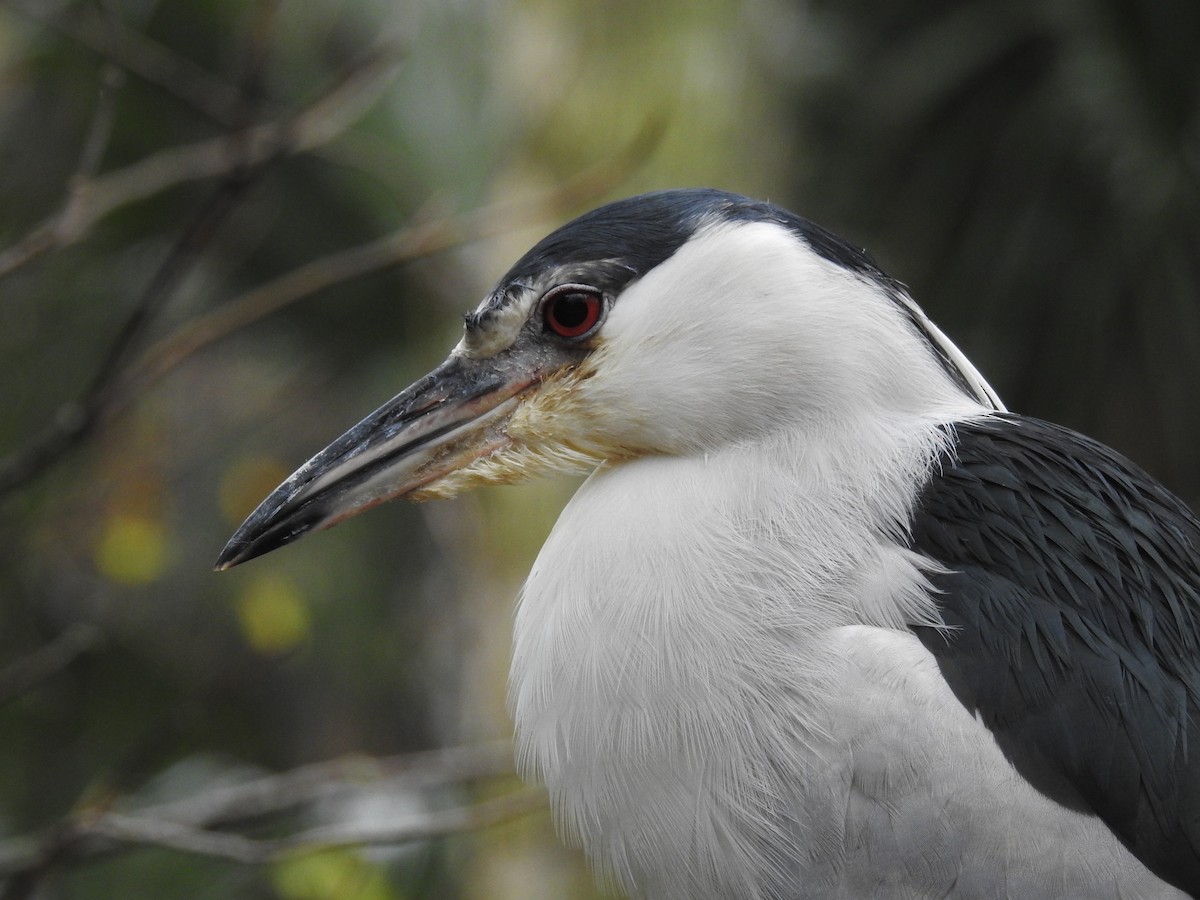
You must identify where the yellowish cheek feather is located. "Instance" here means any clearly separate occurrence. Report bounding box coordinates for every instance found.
[408,366,620,501]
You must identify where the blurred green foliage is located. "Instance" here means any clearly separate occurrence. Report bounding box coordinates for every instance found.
[0,0,1196,897]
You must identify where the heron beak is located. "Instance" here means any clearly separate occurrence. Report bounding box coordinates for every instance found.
[216,355,535,570]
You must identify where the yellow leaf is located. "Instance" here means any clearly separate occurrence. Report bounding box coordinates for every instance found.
[235,574,311,655]
[93,514,169,585]
[271,849,395,900]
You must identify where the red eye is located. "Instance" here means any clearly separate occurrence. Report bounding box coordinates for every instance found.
[543,287,604,339]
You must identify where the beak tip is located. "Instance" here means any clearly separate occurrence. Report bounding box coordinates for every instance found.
[212,353,512,573]
[214,539,251,572]
[214,501,329,572]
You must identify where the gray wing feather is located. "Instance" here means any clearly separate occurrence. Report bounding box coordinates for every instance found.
[908,414,1200,895]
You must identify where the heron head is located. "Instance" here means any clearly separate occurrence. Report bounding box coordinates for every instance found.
[217,189,996,569]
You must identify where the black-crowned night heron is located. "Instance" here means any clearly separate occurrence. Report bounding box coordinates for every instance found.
[218,189,1200,899]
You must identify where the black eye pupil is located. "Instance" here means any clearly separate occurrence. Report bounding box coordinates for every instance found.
[543,286,602,338]
[554,294,589,329]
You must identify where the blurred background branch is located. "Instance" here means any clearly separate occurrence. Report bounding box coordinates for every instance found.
[0,743,536,882]
[0,624,100,707]
[0,39,403,281]
[89,787,544,863]
[0,164,265,496]
[4,0,250,123]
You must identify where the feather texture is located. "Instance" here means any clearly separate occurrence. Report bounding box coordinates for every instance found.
[910,415,1200,895]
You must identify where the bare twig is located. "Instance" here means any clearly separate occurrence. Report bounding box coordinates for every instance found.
[78,0,281,403]
[97,168,261,399]
[87,788,545,864]
[0,43,403,281]
[236,0,281,118]
[83,814,266,866]
[135,741,514,829]
[72,65,124,187]
[3,0,249,124]
[0,58,121,290]
[0,42,410,499]
[276,787,545,856]
[0,744,537,877]
[0,159,264,496]
[0,624,101,706]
